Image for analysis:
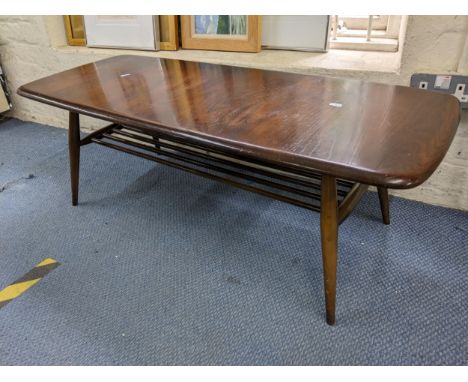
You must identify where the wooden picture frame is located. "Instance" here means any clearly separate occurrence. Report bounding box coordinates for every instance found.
[159,16,179,51]
[181,16,261,53]
[64,15,86,46]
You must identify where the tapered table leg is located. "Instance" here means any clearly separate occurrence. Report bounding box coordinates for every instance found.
[320,175,338,326]
[377,187,390,225]
[68,112,80,206]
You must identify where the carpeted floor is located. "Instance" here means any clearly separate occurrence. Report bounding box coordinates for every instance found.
[0,118,466,365]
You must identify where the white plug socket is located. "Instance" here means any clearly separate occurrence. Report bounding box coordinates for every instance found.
[454,83,467,103]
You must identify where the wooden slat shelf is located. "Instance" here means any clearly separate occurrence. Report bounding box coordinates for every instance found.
[85,124,358,216]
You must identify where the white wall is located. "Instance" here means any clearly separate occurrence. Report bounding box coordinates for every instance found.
[0,15,467,210]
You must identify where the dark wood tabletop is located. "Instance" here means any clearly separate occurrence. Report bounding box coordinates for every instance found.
[18,55,460,188]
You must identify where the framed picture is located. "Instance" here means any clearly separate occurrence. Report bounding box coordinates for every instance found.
[159,16,179,51]
[262,16,330,52]
[63,15,86,46]
[181,16,261,53]
[84,16,160,51]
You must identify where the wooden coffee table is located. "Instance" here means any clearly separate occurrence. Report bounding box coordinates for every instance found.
[18,56,460,325]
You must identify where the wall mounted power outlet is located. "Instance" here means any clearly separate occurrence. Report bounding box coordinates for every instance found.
[454,83,467,103]
[410,74,468,109]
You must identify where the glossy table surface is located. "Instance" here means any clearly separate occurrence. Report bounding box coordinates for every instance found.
[18,55,460,188]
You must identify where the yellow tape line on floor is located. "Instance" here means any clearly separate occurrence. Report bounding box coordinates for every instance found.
[0,258,60,309]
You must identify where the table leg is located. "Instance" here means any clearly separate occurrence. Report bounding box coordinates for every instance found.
[153,136,160,151]
[377,187,390,225]
[320,175,338,326]
[68,111,80,206]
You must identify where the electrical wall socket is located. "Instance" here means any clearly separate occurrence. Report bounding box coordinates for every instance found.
[410,73,468,108]
[419,81,428,90]
[454,83,467,103]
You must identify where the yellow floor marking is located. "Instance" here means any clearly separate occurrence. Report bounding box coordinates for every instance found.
[36,258,58,267]
[0,258,61,308]
[0,278,41,303]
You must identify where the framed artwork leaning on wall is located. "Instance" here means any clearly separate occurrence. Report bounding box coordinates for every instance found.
[181,15,262,53]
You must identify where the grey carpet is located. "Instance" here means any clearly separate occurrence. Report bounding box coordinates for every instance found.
[0,118,466,365]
